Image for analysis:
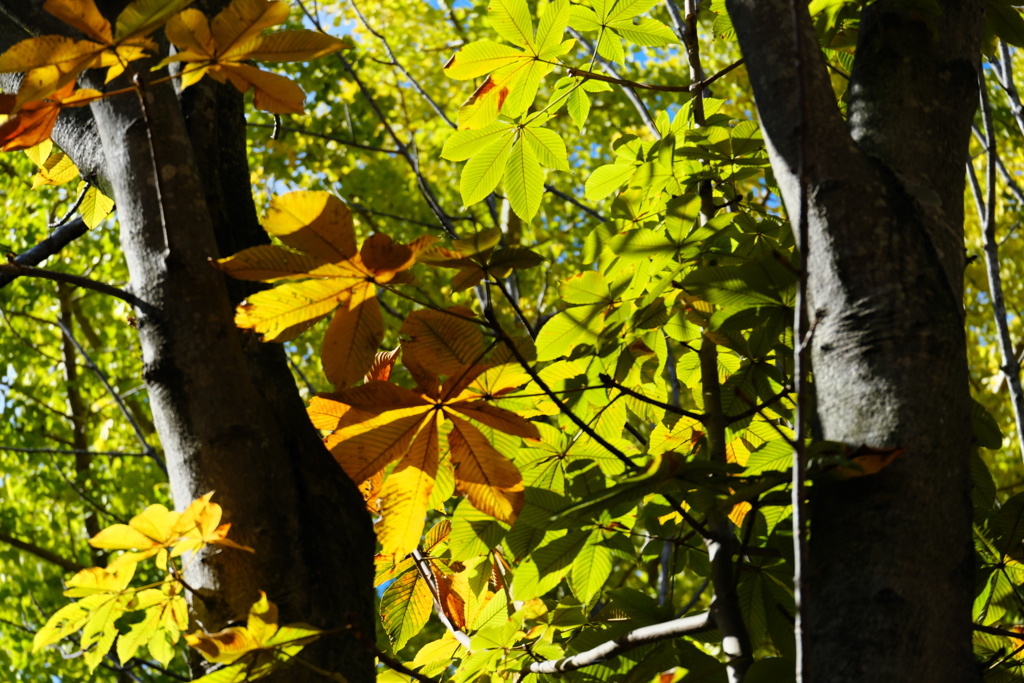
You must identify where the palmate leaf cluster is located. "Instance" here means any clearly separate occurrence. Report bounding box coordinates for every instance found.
[3,0,1024,682]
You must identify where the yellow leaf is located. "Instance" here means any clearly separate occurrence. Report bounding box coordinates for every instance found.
[217,62,306,114]
[23,139,52,167]
[377,414,440,557]
[187,591,321,665]
[451,226,503,256]
[44,0,112,44]
[401,308,486,378]
[212,244,326,281]
[115,0,196,42]
[447,415,523,523]
[262,191,357,263]
[211,0,290,57]
[63,565,136,597]
[326,408,433,483]
[234,277,356,343]
[78,182,114,228]
[224,29,349,62]
[31,151,79,188]
[448,402,540,440]
[322,294,385,388]
[164,8,215,58]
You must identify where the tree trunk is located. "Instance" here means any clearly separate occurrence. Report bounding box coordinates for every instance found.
[0,3,377,681]
[726,1,983,680]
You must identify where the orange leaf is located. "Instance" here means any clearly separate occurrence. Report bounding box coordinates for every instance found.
[365,348,400,383]
[211,0,290,56]
[326,408,433,483]
[262,191,357,263]
[447,415,523,523]
[43,0,112,44]
[321,295,384,388]
[212,244,327,281]
[447,402,540,441]
[401,308,485,378]
[376,414,440,556]
[217,62,306,114]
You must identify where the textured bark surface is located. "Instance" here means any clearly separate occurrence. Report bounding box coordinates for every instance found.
[0,3,376,681]
[726,1,983,681]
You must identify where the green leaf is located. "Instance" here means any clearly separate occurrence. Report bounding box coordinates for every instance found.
[488,0,536,49]
[585,163,638,201]
[522,124,571,171]
[972,398,1005,450]
[444,40,528,80]
[380,569,432,650]
[441,120,516,161]
[511,530,589,600]
[460,132,516,206]
[450,499,510,560]
[504,136,544,221]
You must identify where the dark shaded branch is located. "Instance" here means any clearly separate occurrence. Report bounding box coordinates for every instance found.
[974,623,1024,640]
[598,373,705,421]
[725,389,791,424]
[0,529,86,573]
[0,446,153,458]
[485,307,638,471]
[544,183,606,222]
[563,59,744,94]
[0,217,88,289]
[526,611,713,673]
[0,263,150,312]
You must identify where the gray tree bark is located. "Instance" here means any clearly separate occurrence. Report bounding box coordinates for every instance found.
[726,1,984,681]
[0,2,377,681]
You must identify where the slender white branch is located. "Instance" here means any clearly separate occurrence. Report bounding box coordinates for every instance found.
[527,612,713,674]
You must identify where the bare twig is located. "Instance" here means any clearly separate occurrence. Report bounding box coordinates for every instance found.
[248,122,401,154]
[0,263,149,312]
[0,530,86,573]
[0,218,88,289]
[350,0,456,127]
[0,446,153,458]
[788,0,812,678]
[598,373,705,421]
[526,611,714,673]
[14,311,165,473]
[969,69,1024,462]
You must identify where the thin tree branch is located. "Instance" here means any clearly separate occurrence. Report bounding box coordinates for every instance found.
[563,59,744,96]
[725,389,792,424]
[0,217,88,289]
[14,311,165,473]
[970,69,1024,462]
[544,183,607,222]
[0,263,149,311]
[350,0,456,128]
[975,623,1024,640]
[526,611,714,673]
[598,373,705,421]
[0,446,153,458]
[48,183,91,229]
[787,0,812,677]
[248,122,401,154]
[686,6,753,680]
[485,306,639,471]
[0,530,86,573]
[994,42,1024,140]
